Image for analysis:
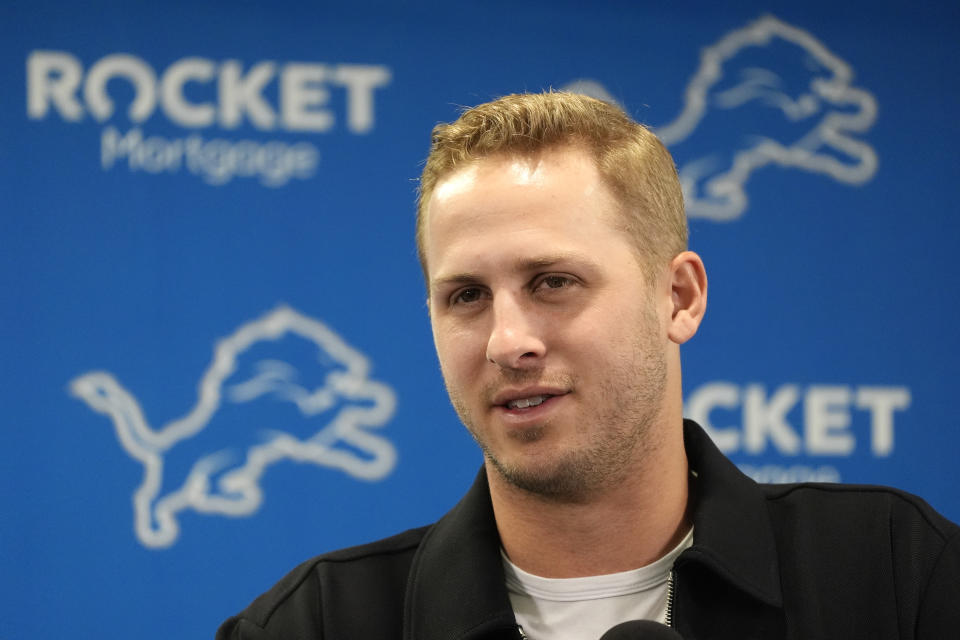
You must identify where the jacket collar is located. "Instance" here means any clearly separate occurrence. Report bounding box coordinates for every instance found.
[403,420,783,639]
[403,468,518,640]
[680,419,783,608]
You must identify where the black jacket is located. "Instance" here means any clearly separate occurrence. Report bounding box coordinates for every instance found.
[217,420,960,639]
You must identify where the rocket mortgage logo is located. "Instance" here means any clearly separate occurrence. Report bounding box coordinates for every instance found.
[27,51,392,187]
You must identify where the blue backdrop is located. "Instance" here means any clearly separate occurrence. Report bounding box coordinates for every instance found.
[3,2,958,638]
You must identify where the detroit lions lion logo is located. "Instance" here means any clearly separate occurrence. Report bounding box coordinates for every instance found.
[566,14,878,220]
[69,306,397,548]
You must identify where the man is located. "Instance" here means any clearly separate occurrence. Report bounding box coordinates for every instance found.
[218,92,959,639]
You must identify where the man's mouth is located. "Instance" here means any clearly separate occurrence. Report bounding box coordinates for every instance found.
[506,394,553,410]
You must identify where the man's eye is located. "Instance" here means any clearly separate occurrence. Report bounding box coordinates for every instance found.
[452,287,484,305]
[536,275,573,290]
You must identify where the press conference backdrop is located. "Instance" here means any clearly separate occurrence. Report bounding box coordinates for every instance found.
[2,1,958,637]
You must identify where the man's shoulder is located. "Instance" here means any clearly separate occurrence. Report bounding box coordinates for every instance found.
[746,481,960,634]
[760,481,958,538]
[319,524,431,564]
[217,525,431,639]
[757,481,959,588]
[254,524,431,609]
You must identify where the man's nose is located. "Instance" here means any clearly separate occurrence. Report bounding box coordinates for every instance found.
[485,294,546,369]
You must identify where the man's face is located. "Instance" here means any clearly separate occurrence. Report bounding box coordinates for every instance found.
[423,146,673,500]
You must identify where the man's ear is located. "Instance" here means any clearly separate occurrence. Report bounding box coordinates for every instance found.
[667,251,707,345]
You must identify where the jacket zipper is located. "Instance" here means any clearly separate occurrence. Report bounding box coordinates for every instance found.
[664,569,677,629]
[516,625,528,639]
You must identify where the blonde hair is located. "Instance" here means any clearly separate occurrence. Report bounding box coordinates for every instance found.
[416,91,687,282]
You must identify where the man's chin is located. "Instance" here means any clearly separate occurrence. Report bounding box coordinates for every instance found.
[486,450,596,502]
[506,424,546,443]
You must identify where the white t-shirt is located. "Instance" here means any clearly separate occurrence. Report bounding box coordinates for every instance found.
[502,528,693,640]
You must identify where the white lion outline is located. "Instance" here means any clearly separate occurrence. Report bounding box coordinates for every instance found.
[69,305,397,548]
[566,14,879,221]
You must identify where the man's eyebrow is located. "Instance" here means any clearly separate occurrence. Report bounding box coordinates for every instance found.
[511,252,603,273]
[430,273,483,290]
[514,254,588,270]
[430,253,600,290]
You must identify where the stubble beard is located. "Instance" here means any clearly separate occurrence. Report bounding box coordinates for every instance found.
[445,312,668,503]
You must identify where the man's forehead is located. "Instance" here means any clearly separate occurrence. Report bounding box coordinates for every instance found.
[427,149,607,225]
[421,145,636,286]
[431,163,480,204]
[430,152,561,204]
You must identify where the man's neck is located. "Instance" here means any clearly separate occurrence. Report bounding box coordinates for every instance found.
[487,427,691,579]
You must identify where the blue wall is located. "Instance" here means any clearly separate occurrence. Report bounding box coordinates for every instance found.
[3,2,958,637]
